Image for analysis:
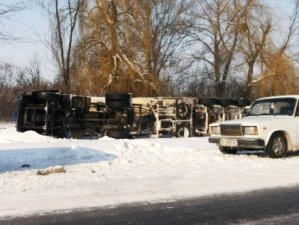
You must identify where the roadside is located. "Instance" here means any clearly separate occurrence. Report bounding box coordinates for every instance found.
[2,123,299,218]
[3,185,299,225]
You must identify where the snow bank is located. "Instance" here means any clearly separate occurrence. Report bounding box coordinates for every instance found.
[1,123,299,217]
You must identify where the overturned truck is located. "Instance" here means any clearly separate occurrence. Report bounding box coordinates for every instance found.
[16,90,251,138]
[17,91,134,139]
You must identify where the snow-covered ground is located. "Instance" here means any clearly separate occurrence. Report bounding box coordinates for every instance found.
[1,122,299,218]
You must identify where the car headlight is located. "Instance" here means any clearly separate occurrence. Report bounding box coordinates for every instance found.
[242,126,258,135]
[210,126,220,135]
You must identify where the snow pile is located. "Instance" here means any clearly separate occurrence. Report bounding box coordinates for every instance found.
[1,123,299,217]
[0,126,52,144]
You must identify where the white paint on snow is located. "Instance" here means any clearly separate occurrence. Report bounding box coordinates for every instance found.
[0,122,299,218]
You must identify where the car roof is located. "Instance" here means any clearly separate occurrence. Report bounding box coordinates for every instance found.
[256,95,299,101]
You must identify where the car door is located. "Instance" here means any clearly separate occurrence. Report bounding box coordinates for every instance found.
[294,100,299,148]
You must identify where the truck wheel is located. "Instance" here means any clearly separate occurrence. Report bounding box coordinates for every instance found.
[236,98,251,108]
[266,133,287,158]
[219,146,238,154]
[105,93,132,101]
[106,130,131,139]
[176,124,191,137]
[32,91,60,103]
[198,98,220,106]
[105,93,132,109]
[219,98,238,107]
[177,103,191,119]
[106,101,132,109]
[72,96,85,109]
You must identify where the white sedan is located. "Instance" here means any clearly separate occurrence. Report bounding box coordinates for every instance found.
[209,95,299,158]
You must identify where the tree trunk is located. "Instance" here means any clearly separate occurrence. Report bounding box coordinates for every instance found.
[245,62,254,98]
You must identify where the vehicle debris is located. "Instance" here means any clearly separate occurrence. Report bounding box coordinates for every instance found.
[36,167,66,176]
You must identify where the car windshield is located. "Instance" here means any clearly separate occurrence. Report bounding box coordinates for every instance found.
[248,98,296,116]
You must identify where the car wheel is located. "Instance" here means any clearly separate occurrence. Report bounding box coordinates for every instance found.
[219,146,238,154]
[266,133,287,158]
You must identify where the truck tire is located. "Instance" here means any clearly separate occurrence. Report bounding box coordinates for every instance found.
[236,98,251,108]
[106,130,131,139]
[106,101,132,109]
[105,93,132,109]
[198,98,220,106]
[176,124,191,137]
[266,133,287,158]
[177,102,191,119]
[32,91,60,103]
[105,93,132,102]
[72,96,85,109]
[219,98,238,107]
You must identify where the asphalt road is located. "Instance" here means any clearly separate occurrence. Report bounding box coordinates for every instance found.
[3,185,299,225]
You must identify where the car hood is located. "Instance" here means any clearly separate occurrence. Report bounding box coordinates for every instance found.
[212,116,292,126]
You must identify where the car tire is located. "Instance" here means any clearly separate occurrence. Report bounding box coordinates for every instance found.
[266,133,287,158]
[219,146,238,154]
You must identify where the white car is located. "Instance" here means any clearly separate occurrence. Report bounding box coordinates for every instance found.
[208,95,299,158]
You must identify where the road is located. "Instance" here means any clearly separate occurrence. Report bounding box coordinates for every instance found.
[2,185,299,225]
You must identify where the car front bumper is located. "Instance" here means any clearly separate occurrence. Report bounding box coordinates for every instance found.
[208,137,265,149]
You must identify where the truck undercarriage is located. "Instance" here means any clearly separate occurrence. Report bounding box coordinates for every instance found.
[16,90,251,139]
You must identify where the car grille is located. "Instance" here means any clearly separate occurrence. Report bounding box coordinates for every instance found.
[220,124,242,136]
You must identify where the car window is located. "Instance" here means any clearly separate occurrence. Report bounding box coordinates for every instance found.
[295,101,299,116]
[248,98,296,116]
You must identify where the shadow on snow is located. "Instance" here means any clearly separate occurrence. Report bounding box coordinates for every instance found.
[0,146,117,173]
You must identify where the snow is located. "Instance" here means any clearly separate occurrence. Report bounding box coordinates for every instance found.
[1,122,299,218]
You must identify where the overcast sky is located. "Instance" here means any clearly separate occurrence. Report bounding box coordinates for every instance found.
[0,0,296,81]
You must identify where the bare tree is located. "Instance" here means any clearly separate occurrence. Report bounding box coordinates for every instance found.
[41,0,82,92]
[71,0,190,96]
[187,0,257,97]
[237,1,272,98]
[15,56,51,92]
[0,63,16,120]
[255,52,298,97]
[0,1,34,120]
[0,1,27,41]
[279,0,299,55]
[251,0,299,98]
